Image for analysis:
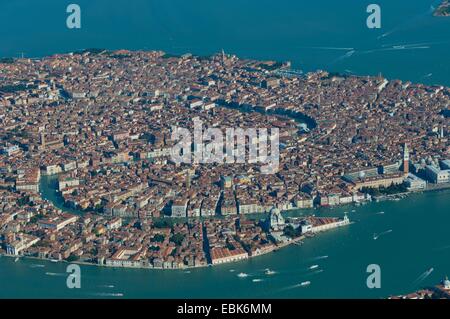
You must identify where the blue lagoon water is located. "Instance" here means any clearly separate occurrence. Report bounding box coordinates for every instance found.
[1,190,450,298]
[0,0,449,85]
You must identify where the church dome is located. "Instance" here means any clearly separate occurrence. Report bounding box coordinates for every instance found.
[444,276,450,289]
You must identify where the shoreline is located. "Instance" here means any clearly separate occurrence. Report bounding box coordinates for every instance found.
[2,188,449,299]
[3,47,449,88]
[434,1,450,16]
[29,173,450,271]
[2,49,449,273]
[372,182,450,202]
[0,233,309,271]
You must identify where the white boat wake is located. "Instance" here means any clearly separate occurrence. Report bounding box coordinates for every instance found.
[90,292,124,297]
[298,46,354,51]
[45,272,66,277]
[276,282,310,292]
[412,268,434,287]
[307,269,324,276]
[309,255,329,261]
[330,50,356,65]
[264,268,277,275]
[373,229,393,240]
[99,284,115,288]
[377,4,437,40]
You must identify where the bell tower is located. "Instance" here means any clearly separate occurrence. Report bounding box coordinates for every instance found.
[403,143,409,174]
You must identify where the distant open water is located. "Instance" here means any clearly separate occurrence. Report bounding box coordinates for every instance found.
[0,0,449,85]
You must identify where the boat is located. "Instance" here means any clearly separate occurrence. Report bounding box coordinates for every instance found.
[374,229,392,240]
[14,257,19,262]
[252,279,263,282]
[97,292,124,297]
[309,265,319,270]
[50,259,59,263]
[265,269,276,275]
[378,211,385,215]
[300,281,311,286]
[237,272,248,278]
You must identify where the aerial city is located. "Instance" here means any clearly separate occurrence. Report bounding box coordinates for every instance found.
[0,0,449,301]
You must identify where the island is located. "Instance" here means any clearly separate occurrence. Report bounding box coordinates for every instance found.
[434,0,450,16]
[0,50,449,270]
[389,276,450,299]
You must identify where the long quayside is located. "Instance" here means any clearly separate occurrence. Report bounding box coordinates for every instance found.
[0,50,449,270]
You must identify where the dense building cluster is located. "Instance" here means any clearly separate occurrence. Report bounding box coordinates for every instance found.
[0,50,449,267]
[389,276,450,299]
